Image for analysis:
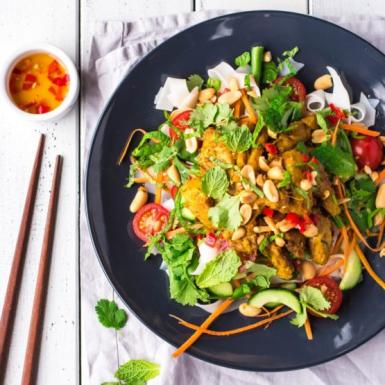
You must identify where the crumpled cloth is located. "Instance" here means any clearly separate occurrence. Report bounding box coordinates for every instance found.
[81,11,385,385]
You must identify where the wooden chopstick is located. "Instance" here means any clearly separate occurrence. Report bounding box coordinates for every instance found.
[21,155,63,385]
[0,134,45,385]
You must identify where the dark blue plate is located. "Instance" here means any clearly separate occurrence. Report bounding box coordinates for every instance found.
[86,11,385,371]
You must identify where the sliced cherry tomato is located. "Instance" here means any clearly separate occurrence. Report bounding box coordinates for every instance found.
[205,232,217,247]
[170,185,178,199]
[264,143,278,155]
[351,136,384,170]
[276,76,307,102]
[262,207,275,218]
[170,110,192,140]
[132,203,169,242]
[305,276,343,314]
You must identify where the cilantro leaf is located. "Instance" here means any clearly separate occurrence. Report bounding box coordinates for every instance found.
[202,166,229,200]
[208,194,242,230]
[222,124,252,152]
[277,46,300,75]
[189,103,218,134]
[207,77,221,91]
[125,163,138,188]
[115,360,160,385]
[196,249,241,288]
[232,283,252,299]
[315,112,329,133]
[290,306,307,327]
[150,146,177,173]
[187,74,204,91]
[262,61,279,84]
[254,84,303,132]
[95,299,128,330]
[235,51,251,67]
[215,103,232,126]
[299,286,330,311]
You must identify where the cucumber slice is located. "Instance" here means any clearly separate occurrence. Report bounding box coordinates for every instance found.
[264,301,280,309]
[208,282,233,298]
[181,207,195,220]
[280,282,297,290]
[249,289,301,313]
[340,249,362,290]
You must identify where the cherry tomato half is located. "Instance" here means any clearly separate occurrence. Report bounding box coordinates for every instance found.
[351,136,384,170]
[170,110,192,141]
[276,76,307,102]
[305,276,343,314]
[132,203,169,242]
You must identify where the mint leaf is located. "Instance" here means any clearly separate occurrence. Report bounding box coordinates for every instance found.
[299,286,330,311]
[115,360,160,385]
[189,103,218,134]
[208,194,242,230]
[95,299,128,330]
[215,103,232,126]
[187,74,204,91]
[196,249,241,288]
[207,77,221,92]
[235,51,251,67]
[244,262,277,289]
[202,167,229,200]
[222,124,252,152]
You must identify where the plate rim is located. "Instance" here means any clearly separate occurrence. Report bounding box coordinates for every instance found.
[85,10,385,371]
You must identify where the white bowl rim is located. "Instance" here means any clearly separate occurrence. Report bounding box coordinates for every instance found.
[1,43,79,122]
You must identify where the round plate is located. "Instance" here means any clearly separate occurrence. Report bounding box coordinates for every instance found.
[86,11,385,371]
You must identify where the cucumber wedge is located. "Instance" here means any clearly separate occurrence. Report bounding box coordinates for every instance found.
[249,289,301,313]
[208,282,233,298]
[181,207,195,221]
[340,249,362,290]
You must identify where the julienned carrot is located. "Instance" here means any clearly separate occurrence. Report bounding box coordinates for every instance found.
[171,309,293,337]
[336,180,385,252]
[377,220,385,248]
[133,177,149,184]
[331,120,341,146]
[241,89,257,125]
[234,99,242,118]
[166,224,202,239]
[304,319,313,341]
[331,231,343,254]
[376,169,385,186]
[341,123,380,137]
[172,299,233,357]
[319,257,344,276]
[154,174,163,204]
[355,243,385,290]
[117,128,147,165]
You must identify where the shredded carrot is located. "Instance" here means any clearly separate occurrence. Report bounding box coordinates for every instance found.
[166,224,202,239]
[171,309,293,337]
[341,123,380,137]
[154,174,163,204]
[240,89,257,125]
[376,169,385,186]
[133,177,149,184]
[117,128,147,165]
[172,299,233,357]
[234,99,242,118]
[377,220,385,247]
[319,258,344,276]
[304,318,313,341]
[331,231,343,254]
[331,120,341,146]
[336,180,385,252]
[355,243,385,290]
[344,237,356,267]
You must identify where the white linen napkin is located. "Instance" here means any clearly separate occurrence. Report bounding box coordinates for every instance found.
[81,11,385,385]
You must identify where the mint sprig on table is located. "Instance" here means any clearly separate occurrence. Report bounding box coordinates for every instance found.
[102,359,160,385]
[95,299,128,330]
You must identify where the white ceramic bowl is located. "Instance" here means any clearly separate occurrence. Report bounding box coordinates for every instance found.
[1,43,79,121]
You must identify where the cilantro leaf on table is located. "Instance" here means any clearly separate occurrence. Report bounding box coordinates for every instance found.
[208,194,242,231]
[202,166,229,200]
[196,249,241,288]
[187,74,204,91]
[254,84,303,133]
[234,51,251,67]
[207,77,221,91]
[115,360,160,385]
[277,46,299,75]
[95,299,128,330]
[221,122,253,152]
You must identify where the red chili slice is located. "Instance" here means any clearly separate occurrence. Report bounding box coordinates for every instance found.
[132,203,169,242]
[305,276,343,314]
[205,233,217,247]
[25,73,37,82]
[48,60,60,74]
[170,110,192,141]
[264,143,278,155]
[262,207,275,218]
[37,104,50,114]
[170,185,178,199]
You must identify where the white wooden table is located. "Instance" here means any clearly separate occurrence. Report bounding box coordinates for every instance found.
[0,1,383,384]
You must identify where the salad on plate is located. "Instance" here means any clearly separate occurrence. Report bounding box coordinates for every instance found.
[118,45,385,357]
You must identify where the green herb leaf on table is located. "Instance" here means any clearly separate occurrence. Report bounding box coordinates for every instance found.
[207,77,221,92]
[235,51,251,67]
[208,194,242,231]
[95,299,128,330]
[277,46,300,75]
[115,359,160,385]
[202,166,229,200]
[186,74,204,91]
[196,249,241,288]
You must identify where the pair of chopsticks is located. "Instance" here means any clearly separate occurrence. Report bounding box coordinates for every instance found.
[0,134,63,385]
